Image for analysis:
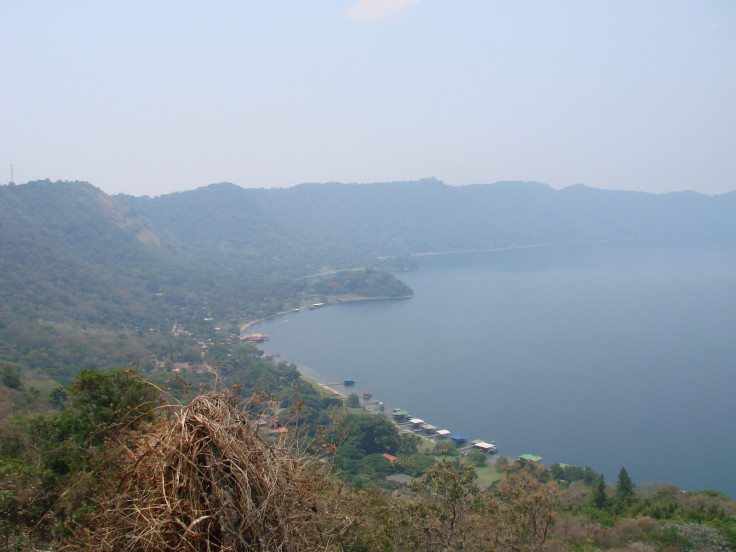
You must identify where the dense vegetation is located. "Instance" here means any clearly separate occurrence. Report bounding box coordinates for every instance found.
[313,269,414,299]
[0,180,415,387]
[1,179,736,549]
[2,370,735,550]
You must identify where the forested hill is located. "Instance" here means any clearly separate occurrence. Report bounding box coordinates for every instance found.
[0,180,182,326]
[120,178,736,269]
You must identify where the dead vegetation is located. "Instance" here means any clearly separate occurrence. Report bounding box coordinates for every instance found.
[65,392,349,551]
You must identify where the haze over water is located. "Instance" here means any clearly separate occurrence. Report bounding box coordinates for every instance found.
[255,239,736,497]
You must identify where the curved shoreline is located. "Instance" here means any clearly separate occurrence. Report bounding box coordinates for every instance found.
[240,294,413,334]
[241,238,634,333]
[413,237,646,257]
[245,238,736,495]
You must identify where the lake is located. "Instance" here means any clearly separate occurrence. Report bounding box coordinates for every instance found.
[254,238,736,497]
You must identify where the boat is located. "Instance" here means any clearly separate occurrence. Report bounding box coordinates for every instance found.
[363,392,372,399]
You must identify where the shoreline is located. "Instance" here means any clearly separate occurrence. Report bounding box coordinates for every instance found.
[247,238,736,494]
[244,239,638,457]
[302,373,498,453]
[240,294,413,334]
[241,238,635,333]
[413,237,645,258]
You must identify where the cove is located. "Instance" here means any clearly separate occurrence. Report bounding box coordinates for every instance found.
[254,238,736,497]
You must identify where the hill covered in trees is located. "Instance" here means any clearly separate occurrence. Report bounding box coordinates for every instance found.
[119,178,736,269]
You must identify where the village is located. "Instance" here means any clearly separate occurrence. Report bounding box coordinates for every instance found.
[338,378,506,458]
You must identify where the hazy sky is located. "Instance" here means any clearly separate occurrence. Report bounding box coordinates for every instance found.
[2,1,735,196]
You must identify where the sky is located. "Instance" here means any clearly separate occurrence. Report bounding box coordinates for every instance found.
[2,0,735,197]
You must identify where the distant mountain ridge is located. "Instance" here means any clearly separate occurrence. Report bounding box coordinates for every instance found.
[4,178,735,295]
[118,178,736,269]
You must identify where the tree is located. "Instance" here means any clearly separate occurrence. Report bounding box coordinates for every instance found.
[68,368,158,442]
[346,393,360,408]
[1,362,21,390]
[395,460,482,551]
[338,489,396,552]
[393,460,560,552]
[359,453,397,477]
[615,467,635,511]
[398,431,421,455]
[334,412,401,456]
[21,368,159,476]
[489,463,561,552]
[592,474,607,509]
[49,386,68,409]
[467,449,488,467]
[396,454,437,477]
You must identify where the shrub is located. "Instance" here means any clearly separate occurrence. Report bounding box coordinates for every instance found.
[65,392,349,551]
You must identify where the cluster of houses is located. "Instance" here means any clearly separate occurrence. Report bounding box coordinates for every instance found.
[392,408,498,454]
[343,379,502,457]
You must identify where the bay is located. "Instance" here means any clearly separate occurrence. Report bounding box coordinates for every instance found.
[254,238,736,497]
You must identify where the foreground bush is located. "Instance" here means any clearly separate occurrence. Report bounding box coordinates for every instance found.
[64,392,349,551]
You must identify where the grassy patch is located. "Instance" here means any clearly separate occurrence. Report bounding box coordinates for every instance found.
[416,439,437,455]
[301,377,344,400]
[462,457,503,487]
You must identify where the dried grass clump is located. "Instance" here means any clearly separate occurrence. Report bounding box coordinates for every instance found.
[69,392,348,551]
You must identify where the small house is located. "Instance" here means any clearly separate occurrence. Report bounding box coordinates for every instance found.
[420,423,438,435]
[519,454,542,463]
[435,429,451,440]
[471,441,498,454]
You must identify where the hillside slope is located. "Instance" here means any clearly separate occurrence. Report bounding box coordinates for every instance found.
[120,179,736,269]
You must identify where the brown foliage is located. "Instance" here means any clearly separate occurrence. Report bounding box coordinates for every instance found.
[390,460,561,552]
[393,461,484,551]
[63,392,349,551]
[489,463,561,552]
[590,517,657,549]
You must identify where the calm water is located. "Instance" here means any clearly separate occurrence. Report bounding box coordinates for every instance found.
[255,239,736,497]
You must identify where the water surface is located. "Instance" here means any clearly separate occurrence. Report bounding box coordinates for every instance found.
[255,239,736,496]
